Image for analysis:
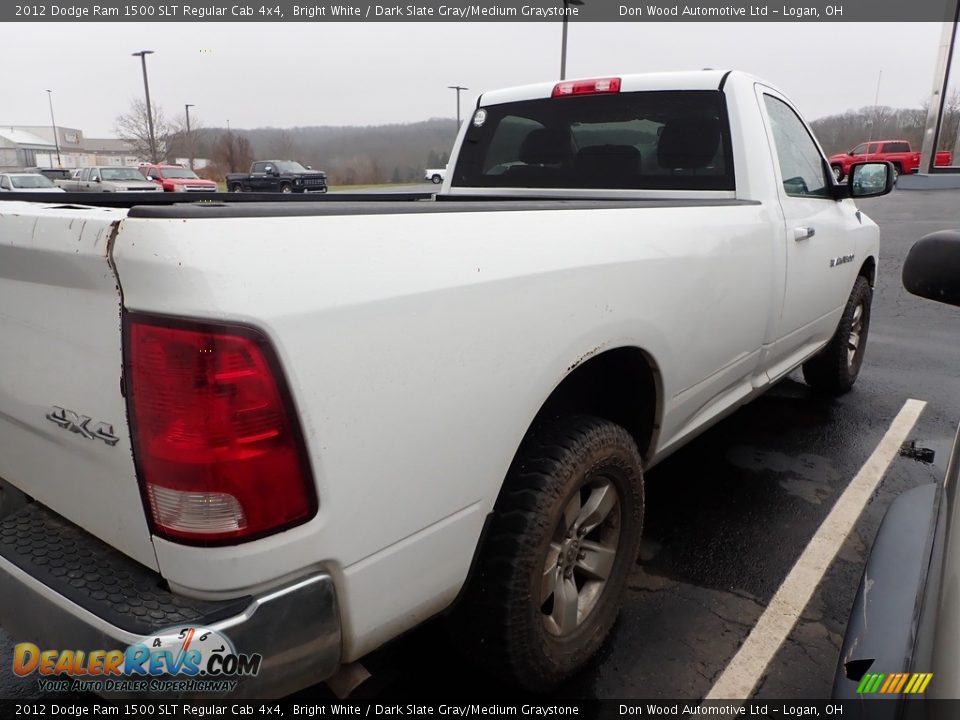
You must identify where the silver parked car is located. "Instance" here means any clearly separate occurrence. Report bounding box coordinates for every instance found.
[0,173,65,193]
[834,229,960,701]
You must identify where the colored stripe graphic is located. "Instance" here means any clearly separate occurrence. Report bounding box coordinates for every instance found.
[857,672,933,694]
[893,674,910,693]
[856,673,885,694]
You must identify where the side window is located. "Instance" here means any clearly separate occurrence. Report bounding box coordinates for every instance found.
[883,142,909,153]
[851,143,868,155]
[252,162,265,173]
[763,95,830,199]
[868,143,881,154]
[0,177,10,190]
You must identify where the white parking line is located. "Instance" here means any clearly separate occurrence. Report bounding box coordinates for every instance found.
[704,398,927,700]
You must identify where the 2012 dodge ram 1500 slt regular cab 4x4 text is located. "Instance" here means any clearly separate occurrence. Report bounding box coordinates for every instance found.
[0,71,891,696]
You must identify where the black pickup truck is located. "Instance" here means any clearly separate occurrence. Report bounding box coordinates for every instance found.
[226,160,327,193]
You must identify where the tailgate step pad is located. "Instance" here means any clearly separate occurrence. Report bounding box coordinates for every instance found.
[0,504,250,635]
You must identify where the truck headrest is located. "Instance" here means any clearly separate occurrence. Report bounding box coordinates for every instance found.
[519,128,569,166]
[657,117,721,170]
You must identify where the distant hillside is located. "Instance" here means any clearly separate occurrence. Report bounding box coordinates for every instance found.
[177,118,459,184]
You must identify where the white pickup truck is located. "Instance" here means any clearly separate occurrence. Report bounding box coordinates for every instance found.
[0,71,892,697]
[424,166,447,184]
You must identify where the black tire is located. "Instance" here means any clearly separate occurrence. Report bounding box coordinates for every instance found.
[431,174,442,184]
[230,183,243,193]
[891,164,900,184]
[452,415,644,691]
[802,275,872,394]
[831,165,844,182]
[280,182,292,194]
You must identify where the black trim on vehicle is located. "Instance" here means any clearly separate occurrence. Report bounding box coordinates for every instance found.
[718,70,733,90]
[0,191,433,208]
[0,504,252,634]
[121,198,760,219]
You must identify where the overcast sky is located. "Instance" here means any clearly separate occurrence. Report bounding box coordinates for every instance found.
[2,22,949,136]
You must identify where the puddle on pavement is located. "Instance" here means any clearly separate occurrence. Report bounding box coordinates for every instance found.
[726,446,839,505]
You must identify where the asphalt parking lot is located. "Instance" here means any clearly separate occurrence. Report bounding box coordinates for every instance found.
[2,188,959,701]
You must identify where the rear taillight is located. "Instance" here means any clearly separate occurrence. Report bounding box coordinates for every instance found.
[552,77,621,98]
[124,314,316,544]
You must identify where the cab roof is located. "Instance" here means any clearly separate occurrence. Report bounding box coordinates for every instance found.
[478,70,734,107]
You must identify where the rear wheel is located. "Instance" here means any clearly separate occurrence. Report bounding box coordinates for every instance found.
[891,164,900,184]
[230,183,243,193]
[452,415,644,691]
[802,276,872,394]
[431,174,442,184]
[832,165,844,182]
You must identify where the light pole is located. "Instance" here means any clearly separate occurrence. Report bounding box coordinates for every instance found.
[560,0,585,80]
[448,85,469,128]
[184,103,195,169]
[45,89,62,167]
[131,50,157,162]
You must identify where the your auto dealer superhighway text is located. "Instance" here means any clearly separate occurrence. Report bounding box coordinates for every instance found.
[292,707,579,717]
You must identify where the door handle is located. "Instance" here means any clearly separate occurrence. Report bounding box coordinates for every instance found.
[793,226,816,241]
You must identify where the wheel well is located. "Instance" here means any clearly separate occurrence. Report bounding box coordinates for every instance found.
[858,256,877,287]
[530,347,661,462]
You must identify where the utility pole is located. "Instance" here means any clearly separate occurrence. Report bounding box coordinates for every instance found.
[132,50,157,162]
[45,89,62,167]
[868,69,882,143]
[448,85,469,128]
[185,103,195,169]
[560,0,585,80]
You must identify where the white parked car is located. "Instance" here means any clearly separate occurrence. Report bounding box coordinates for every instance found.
[0,172,65,192]
[0,71,892,696]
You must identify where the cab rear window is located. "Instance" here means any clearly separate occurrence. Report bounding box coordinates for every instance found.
[453,90,734,191]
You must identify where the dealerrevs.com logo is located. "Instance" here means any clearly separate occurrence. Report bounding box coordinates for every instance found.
[13,627,262,694]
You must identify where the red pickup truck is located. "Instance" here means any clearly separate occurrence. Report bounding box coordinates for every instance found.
[829,140,953,182]
[139,163,217,192]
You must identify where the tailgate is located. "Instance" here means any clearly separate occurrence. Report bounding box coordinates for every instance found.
[0,202,156,570]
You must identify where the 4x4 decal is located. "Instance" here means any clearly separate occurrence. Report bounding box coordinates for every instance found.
[45,406,120,447]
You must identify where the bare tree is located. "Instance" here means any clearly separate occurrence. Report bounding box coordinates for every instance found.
[327,155,388,185]
[940,89,960,155]
[114,99,172,163]
[268,130,298,160]
[168,111,204,168]
[213,131,254,174]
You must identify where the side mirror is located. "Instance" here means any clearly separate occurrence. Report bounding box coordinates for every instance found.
[93,176,101,183]
[848,161,894,198]
[902,230,960,307]
[305,165,313,170]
